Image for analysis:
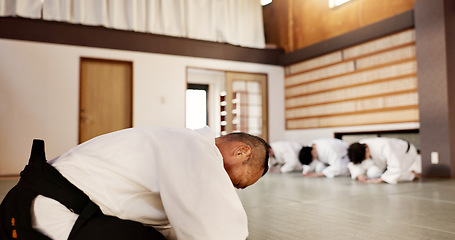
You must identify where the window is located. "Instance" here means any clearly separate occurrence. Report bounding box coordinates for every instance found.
[186,84,209,129]
[186,68,268,141]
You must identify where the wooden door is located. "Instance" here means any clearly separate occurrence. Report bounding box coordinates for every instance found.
[79,58,133,143]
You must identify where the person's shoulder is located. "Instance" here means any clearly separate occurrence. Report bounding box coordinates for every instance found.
[193,126,215,138]
[132,126,197,136]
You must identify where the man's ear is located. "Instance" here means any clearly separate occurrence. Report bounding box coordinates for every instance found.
[234,144,252,162]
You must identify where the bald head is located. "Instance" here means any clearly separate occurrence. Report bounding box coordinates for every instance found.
[215,132,270,188]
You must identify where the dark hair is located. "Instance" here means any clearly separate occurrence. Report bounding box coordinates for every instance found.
[298,146,313,165]
[348,143,367,164]
[224,132,270,176]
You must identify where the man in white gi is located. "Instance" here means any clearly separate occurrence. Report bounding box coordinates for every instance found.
[347,137,420,184]
[268,141,304,173]
[299,138,350,178]
[2,126,269,240]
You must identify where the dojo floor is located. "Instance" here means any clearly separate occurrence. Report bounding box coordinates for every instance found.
[237,172,455,240]
[2,174,455,240]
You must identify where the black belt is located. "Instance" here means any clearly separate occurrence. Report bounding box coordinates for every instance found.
[0,139,102,239]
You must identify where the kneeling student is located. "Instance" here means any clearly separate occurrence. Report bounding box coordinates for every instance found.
[0,126,269,240]
[347,137,420,184]
[299,138,350,178]
[269,141,304,173]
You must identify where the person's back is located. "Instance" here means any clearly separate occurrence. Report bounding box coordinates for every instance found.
[6,126,251,240]
[311,138,348,165]
[49,127,228,226]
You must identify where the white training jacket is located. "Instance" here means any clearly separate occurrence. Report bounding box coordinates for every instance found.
[32,126,248,240]
[347,137,419,184]
[269,141,303,173]
[302,138,349,178]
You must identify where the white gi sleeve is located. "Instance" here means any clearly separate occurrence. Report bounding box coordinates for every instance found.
[281,160,301,173]
[302,159,319,175]
[322,164,340,178]
[347,159,375,180]
[157,128,248,240]
[279,149,302,173]
[347,162,364,180]
[321,150,348,178]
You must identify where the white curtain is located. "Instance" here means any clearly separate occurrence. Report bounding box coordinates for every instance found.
[43,0,72,22]
[1,0,42,19]
[0,0,265,48]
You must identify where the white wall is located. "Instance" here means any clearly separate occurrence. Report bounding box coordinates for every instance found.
[0,38,285,175]
[0,38,419,176]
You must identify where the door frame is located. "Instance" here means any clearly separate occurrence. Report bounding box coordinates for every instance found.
[186,67,269,141]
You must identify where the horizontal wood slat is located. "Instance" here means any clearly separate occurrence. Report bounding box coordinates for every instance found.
[285,55,416,88]
[285,29,418,129]
[285,29,415,76]
[343,29,415,59]
[286,77,417,107]
[286,92,418,119]
[287,109,419,129]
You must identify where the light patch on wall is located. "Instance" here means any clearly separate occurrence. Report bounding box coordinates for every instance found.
[329,0,351,8]
[261,0,272,6]
[186,89,208,130]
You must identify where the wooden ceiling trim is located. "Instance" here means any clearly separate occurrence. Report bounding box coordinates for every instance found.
[0,17,284,65]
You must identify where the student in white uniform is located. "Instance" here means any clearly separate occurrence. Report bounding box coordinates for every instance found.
[0,126,269,240]
[347,137,420,184]
[299,138,350,178]
[269,141,304,173]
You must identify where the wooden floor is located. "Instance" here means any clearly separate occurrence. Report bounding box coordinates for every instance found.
[238,172,455,240]
[2,173,455,239]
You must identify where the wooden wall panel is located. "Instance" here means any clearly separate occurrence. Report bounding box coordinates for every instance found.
[263,0,417,53]
[285,29,418,129]
[287,109,419,129]
[262,0,292,51]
